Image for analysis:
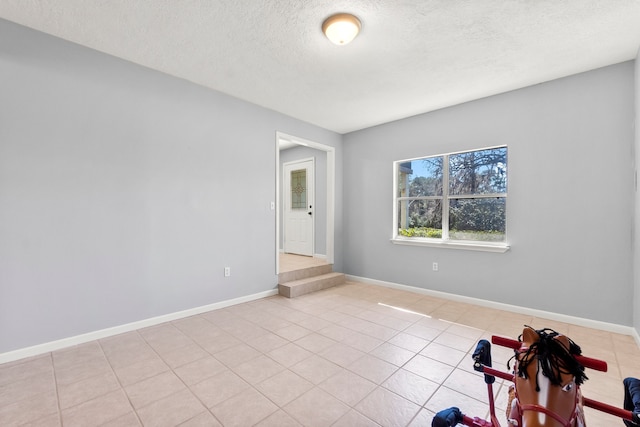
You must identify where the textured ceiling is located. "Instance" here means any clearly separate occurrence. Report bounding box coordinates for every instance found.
[1,1,640,134]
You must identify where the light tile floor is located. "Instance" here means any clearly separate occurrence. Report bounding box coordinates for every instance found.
[2,280,639,426]
[280,254,329,273]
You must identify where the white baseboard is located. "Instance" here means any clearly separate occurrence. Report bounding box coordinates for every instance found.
[346,274,638,337]
[0,289,279,365]
[5,277,637,365]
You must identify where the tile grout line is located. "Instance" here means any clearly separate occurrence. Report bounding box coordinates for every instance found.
[96,334,145,427]
[50,352,64,427]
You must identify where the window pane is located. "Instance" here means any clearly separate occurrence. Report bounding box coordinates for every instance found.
[397,158,443,198]
[449,148,507,196]
[291,169,307,209]
[397,199,442,238]
[449,198,506,242]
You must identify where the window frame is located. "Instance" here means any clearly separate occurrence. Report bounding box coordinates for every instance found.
[392,145,510,253]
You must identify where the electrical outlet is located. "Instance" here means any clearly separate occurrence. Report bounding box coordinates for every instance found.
[224,267,231,277]
[432,262,438,271]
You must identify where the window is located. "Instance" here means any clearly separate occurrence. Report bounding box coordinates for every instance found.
[393,146,508,252]
[290,169,307,209]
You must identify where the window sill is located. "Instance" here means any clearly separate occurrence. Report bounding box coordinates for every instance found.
[390,237,510,253]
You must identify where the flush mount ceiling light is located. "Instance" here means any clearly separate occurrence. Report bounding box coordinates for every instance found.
[322,13,361,45]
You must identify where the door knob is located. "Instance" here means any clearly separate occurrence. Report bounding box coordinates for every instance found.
[308,212,312,216]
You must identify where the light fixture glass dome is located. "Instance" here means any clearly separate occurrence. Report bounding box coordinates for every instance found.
[322,13,361,45]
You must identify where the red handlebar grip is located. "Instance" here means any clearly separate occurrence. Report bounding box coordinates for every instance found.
[491,335,520,349]
[491,335,608,372]
[577,355,608,372]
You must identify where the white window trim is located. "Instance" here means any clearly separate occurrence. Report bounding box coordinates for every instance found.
[390,236,510,253]
[392,146,509,253]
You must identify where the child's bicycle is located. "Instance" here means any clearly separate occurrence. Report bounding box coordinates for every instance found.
[432,326,637,427]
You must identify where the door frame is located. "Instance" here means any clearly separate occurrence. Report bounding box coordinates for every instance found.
[275,132,335,274]
[283,157,315,256]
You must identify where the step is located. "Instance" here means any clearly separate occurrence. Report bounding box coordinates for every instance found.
[278,264,334,284]
[278,272,345,298]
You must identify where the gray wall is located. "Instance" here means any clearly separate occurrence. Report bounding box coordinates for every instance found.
[0,19,343,353]
[279,146,327,257]
[343,62,635,326]
[635,49,640,333]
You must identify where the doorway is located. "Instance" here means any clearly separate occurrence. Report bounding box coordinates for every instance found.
[283,158,315,256]
[275,132,335,274]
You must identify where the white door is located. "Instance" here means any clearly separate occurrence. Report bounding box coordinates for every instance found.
[284,159,314,256]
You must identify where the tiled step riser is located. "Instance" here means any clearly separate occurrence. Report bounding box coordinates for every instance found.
[278,273,345,298]
[278,264,333,284]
